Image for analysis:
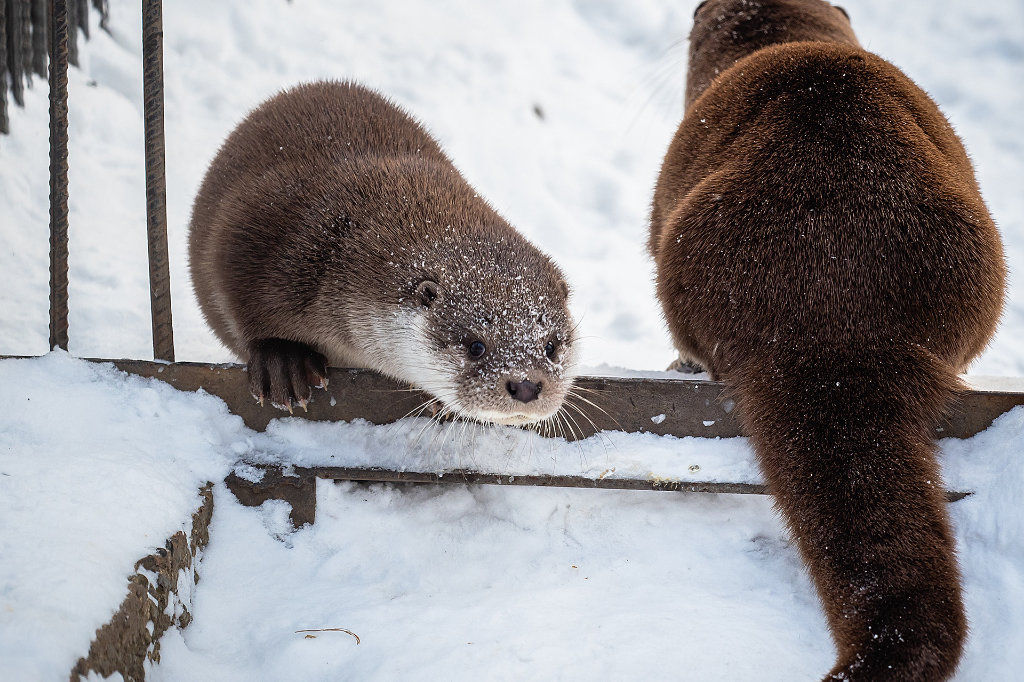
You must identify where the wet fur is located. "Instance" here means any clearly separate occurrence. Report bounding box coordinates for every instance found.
[190,81,575,421]
[651,1,1005,678]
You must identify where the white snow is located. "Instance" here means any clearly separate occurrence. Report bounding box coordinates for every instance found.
[0,353,234,680]
[1,0,1023,680]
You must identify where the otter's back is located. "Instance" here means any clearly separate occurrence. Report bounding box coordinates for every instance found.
[193,81,447,223]
[651,42,1004,368]
[188,81,455,352]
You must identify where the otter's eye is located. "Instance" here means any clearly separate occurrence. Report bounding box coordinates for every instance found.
[468,341,487,359]
[545,341,557,359]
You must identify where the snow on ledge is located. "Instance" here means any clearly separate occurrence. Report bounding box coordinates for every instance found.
[0,353,234,680]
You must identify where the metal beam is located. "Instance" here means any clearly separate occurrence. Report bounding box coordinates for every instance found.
[223,463,970,530]
[92,359,1024,441]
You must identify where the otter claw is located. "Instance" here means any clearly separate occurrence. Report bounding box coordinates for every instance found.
[247,338,329,413]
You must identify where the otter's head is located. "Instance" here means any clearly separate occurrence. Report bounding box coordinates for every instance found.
[396,233,577,426]
[686,0,858,109]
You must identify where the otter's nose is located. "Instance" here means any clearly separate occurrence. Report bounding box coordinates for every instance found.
[507,380,541,403]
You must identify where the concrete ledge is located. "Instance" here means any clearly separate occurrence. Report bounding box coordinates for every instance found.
[70,484,213,682]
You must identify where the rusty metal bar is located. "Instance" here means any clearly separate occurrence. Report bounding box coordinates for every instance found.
[224,461,969,530]
[1,354,1018,447]
[6,355,1017,443]
[304,466,970,502]
[315,466,769,495]
[81,359,1024,441]
[141,0,174,361]
[48,0,70,351]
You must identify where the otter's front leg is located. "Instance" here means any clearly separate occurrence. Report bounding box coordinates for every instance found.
[246,338,328,412]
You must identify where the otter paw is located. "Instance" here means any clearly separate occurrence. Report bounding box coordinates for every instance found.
[247,338,328,412]
[667,357,706,374]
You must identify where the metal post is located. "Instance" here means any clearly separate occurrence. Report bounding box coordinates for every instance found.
[48,0,71,351]
[142,0,174,361]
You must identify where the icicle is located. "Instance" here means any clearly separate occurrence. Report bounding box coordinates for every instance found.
[92,0,108,32]
[1,0,111,134]
[20,0,32,85]
[5,0,26,106]
[76,0,87,40]
[0,0,8,134]
[30,0,45,78]
[66,0,78,66]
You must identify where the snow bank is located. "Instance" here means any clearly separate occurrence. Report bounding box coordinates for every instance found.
[0,353,234,680]
[3,354,1022,680]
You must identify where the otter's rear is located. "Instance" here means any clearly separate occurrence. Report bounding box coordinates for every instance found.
[651,1,1005,679]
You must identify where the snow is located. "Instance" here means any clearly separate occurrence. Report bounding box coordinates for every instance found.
[2,353,1023,680]
[0,353,234,681]
[1,0,1023,680]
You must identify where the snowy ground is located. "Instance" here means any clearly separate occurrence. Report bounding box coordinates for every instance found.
[1,0,1023,680]
[2,354,1023,681]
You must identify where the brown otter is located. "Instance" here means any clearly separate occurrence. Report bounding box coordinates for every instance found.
[650,1,1006,679]
[189,81,576,425]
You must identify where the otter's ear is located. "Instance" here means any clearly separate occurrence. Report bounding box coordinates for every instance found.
[833,4,849,20]
[693,0,708,19]
[414,280,441,308]
[556,278,570,299]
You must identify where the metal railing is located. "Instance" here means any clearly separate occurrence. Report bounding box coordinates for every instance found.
[24,0,1024,524]
[44,0,173,360]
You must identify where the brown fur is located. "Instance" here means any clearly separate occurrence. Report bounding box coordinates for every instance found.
[684,0,859,109]
[650,1,1006,679]
[190,81,576,423]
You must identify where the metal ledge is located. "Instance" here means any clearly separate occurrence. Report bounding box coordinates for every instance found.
[11,357,1005,440]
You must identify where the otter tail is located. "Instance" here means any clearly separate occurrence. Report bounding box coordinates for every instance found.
[733,345,966,681]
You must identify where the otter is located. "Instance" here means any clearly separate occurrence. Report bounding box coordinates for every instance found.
[189,81,576,425]
[650,1,1005,679]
